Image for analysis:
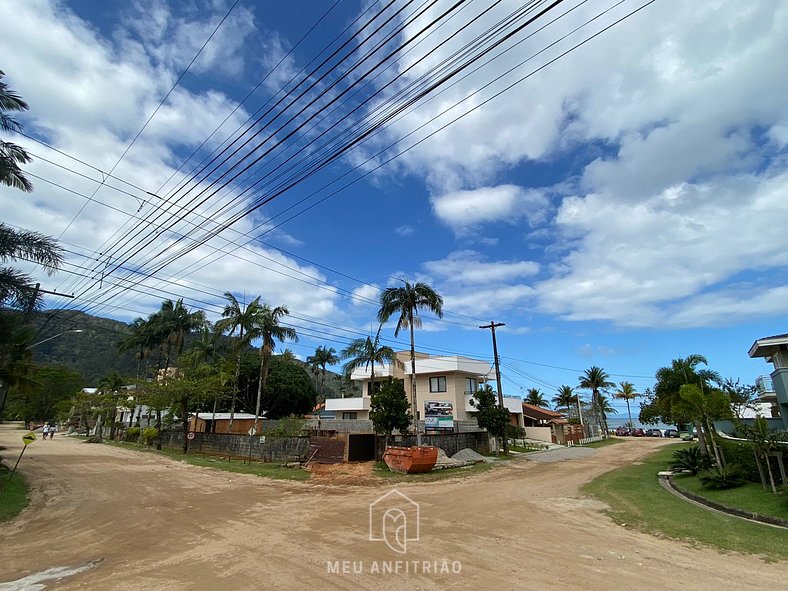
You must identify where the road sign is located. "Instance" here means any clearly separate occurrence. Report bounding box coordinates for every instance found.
[186,432,195,440]
[22,432,36,446]
[247,427,256,436]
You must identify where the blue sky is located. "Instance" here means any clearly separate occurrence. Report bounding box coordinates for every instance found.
[2,1,788,415]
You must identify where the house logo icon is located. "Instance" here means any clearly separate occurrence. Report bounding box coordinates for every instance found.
[369,489,420,554]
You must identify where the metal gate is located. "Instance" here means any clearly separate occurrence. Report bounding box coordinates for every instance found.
[347,434,376,462]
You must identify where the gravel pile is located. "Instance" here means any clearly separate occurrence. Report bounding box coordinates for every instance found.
[451,448,488,463]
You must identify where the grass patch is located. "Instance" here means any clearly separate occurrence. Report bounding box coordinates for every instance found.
[0,467,29,522]
[581,437,625,449]
[104,440,310,481]
[373,460,496,481]
[583,443,788,561]
[672,474,788,520]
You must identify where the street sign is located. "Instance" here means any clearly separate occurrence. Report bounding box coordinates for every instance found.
[247,427,256,436]
[22,432,36,446]
[186,432,195,440]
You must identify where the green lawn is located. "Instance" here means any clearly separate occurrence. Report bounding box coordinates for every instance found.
[0,468,29,522]
[581,437,625,449]
[583,443,788,561]
[672,474,788,521]
[104,441,310,481]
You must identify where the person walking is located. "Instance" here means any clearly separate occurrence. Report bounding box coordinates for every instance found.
[48,423,55,438]
[42,424,49,439]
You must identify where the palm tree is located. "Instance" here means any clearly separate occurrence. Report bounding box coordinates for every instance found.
[1,70,33,192]
[524,387,546,407]
[377,281,443,444]
[215,292,261,430]
[251,304,297,433]
[653,354,721,457]
[614,381,639,429]
[168,299,208,363]
[552,385,575,414]
[341,328,403,399]
[1,223,63,310]
[98,371,127,440]
[579,366,615,437]
[307,346,340,399]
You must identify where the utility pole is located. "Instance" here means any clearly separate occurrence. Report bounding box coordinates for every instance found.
[479,321,508,454]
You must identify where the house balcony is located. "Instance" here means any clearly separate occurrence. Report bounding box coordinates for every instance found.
[755,375,777,403]
[324,397,370,413]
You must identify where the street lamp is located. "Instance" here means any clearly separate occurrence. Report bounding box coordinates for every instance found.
[29,329,83,348]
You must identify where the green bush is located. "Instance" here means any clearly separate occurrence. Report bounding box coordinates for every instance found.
[125,427,141,442]
[141,427,158,445]
[669,445,709,475]
[699,463,745,490]
[717,439,760,483]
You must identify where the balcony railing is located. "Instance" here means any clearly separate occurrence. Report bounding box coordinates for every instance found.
[756,375,774,394]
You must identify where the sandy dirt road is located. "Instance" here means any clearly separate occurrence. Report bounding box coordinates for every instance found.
[0,424,784,590]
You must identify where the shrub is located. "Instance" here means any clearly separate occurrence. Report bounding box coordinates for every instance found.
[699,463,745,490]
[717,439,760,483]
[669,445,709,475]
[125,427,141,442]
[141,427,158,446]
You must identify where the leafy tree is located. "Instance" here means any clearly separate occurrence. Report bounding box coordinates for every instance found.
[260,356,316,419]
[579,366,614,436]
[472,384,510,447]
[1,224,63,311]
[0,315,36,419]
[341,328,402,398]
[614,381,639,429]
[251,304,297,433]
[721,378,758,421]
[5,364,83,424]
[642,354,721,457]
[215,292,261,429]
[377,281,443,443]
[97,370,128,440]
[740,416,788,494]
[1,70,33,192]
[524,388,546,407]
[676,383,731,466]
[369,377,412,445]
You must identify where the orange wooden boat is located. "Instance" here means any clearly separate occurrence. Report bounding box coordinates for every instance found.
[383,446,439,474]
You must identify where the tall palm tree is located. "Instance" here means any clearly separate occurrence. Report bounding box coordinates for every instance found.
[614,381,639,429]
[1,70,33,192]
[307,346,340,399]
[341,328,402,399]
[377,281,443,444]
[1,223,63,310]
[579,366,615,437]
[251,304,297,433]
[168,299,207,364]
[215,292,261,430]
[552,385,575,414]
[524,387,546,407]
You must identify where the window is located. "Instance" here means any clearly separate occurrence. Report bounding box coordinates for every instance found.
[342,412,358,420]
[367,381,382,396]
[429,376,447,392]
[465,377,477,394]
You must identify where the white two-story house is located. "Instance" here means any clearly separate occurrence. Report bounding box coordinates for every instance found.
[324,350,524,430]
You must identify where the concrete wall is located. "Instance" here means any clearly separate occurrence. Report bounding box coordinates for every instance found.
[524,426,553,443]
[375,430,490,459]
[714,417,786,435]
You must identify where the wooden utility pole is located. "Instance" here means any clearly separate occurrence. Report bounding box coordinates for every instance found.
[479,321,509,454]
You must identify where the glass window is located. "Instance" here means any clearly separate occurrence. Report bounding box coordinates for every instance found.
[465,378,477,394]
[342,412,358,420]
[429,376,447,392]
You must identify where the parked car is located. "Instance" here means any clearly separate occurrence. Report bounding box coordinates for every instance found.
[645,428,663,437]
[664,428,680,438]
[614,426,630,436]
[630,428,646,437]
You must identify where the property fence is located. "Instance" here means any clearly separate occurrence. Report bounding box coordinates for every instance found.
[567,435,604,446]
[374,430,490,459]
[156,430,310,462]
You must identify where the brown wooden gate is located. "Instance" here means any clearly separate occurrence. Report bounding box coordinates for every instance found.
[309,436,345,463]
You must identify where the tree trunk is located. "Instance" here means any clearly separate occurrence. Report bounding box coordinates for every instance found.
[409,317,420,446]
[253,347,269,435]
[694,420,709,457]
[753,450,768,492]
[625,399,632,429]
[765,455,777,494]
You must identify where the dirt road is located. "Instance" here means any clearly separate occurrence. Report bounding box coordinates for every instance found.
[0,424,784,590]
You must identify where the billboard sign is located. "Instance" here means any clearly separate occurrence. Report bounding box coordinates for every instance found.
[425,400,454,430]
